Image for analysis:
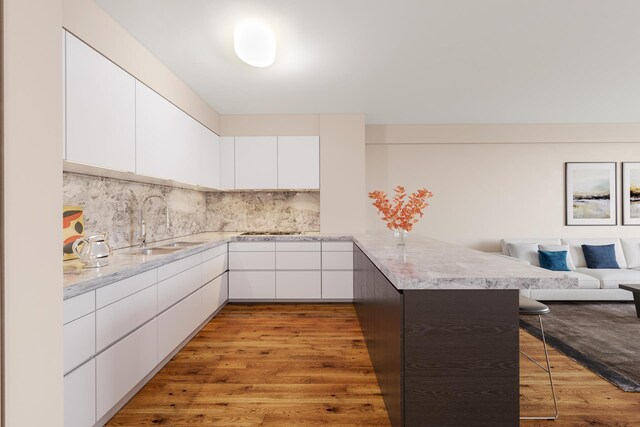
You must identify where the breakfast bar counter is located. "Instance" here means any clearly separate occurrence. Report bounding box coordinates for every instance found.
[351,233,577,427]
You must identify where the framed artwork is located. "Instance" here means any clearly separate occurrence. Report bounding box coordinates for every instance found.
[565,162,617,226]
[63,206,84,260]
[622,162,640,225]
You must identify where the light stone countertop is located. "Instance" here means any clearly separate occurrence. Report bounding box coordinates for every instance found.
[63,232,577,300]
[63,232,351,299]
[352,233,578,291]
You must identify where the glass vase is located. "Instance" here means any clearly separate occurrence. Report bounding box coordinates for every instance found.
[393,229,408,246]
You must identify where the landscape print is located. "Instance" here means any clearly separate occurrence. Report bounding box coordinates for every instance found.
[572,168,611,219]
[623,162,640,225]
[566,162,616,225]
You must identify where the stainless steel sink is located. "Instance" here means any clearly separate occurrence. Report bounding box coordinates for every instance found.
[161,241,205,248]
[130,247,181,256]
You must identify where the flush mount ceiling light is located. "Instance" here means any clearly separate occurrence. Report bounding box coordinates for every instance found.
[233,20,277,67]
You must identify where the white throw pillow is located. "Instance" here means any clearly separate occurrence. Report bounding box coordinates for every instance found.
[507,243,540,266]
[538,244,576,271]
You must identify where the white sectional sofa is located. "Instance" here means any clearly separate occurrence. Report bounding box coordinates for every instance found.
[500,238,640,301]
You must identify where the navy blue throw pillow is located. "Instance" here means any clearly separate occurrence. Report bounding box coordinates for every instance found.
[538,250,570,271]
[582,244,620,269]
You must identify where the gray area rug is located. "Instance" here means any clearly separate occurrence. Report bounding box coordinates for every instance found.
[520,302,640,392]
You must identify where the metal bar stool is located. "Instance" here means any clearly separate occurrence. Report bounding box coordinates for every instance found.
[519,295,559,420]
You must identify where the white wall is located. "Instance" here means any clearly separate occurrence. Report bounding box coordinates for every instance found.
[63,0,220,133]
[3,0,64,425]
[366,124,640,251]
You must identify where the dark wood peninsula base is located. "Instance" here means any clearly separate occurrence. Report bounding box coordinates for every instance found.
[353,245,520,427]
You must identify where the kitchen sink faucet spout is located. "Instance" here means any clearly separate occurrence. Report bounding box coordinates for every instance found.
[140,195,169,247]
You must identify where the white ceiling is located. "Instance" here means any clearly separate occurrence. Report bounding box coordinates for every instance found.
[97,0,640,124]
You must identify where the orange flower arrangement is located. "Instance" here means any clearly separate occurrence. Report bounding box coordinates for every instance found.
[368,186,433,232]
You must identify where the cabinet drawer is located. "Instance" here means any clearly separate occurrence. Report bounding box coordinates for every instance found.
[276,271,321,299]
[322,251,354,270]
[96,318,157,420]
[64,359,96,427]
[158,265,202,313]
[322,271,354,299]
[276,251,321,270]
[229,251,275,270]
[276,241,321,252]
[229,241,275,252]
[201,243,227,262]
[96,285,157,352]
[158,253,201,281]
[157,290,202,361]
[64,291,95,324]
[202,253,227,284]
[201,273,228,320]
[96,269,157,309]
[64,312,95,374]
[322,241,353,252]
[229,271,276,299]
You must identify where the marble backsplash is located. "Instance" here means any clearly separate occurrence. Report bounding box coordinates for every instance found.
[63,173,208,249]
[63,173,320,249]
[206,191,320,232]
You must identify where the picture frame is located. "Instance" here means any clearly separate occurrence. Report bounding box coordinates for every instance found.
[565,162,617,226]
[622,162,640,225]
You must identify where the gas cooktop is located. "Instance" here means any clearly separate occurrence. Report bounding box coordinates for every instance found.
[240,231,303,236]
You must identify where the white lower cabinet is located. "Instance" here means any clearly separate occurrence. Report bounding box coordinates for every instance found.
[276,271,321,299]
[228,240,354,301]
[96,318,158,420]
[157,265,202,313]
[229,271,276,299]
[157,290,202,361]
[202,253,228,284]
[64,312,95,375]
[275,252,321,270]
[201,272,228,321]
[229,251,275,270]
[322,270,354,299]
[64,359,96,427]
[322,251,354,270]
[96,284,157,352]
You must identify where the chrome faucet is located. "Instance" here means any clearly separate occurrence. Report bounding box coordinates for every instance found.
[140,195,169,247]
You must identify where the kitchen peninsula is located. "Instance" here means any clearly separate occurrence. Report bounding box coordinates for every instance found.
[63,232,576,427]
[352,234,577,427]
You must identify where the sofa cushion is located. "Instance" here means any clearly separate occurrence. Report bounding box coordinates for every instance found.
[506,243,540,265]
[562,271,601,289]
[500,238,561,255]
[582,244,620,269]
[539,250,571,271]
[562,238,627,269]
[575,267,640,289]
[539,244,576,270]
[621,238,640,268]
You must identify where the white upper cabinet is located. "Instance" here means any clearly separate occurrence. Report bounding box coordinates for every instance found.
[135,81,202,186]
[199,124,220,189]
[277,136,320,189]
[234,136,278,189]
[219,137,235,190]
[65,32,135,172]
[135,81,176,181]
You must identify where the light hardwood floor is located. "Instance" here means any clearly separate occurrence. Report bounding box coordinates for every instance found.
[107,304,640,426]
